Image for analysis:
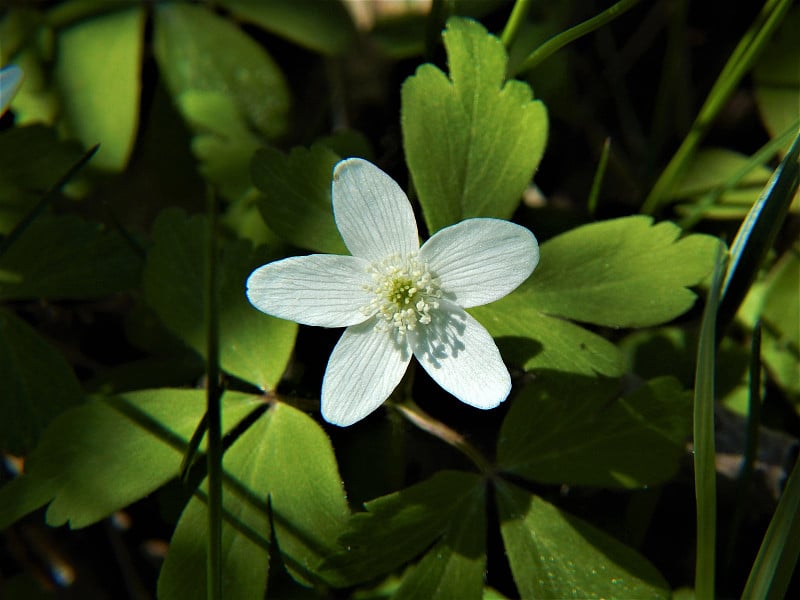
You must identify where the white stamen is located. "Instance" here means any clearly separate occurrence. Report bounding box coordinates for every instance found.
[361,252,441,335]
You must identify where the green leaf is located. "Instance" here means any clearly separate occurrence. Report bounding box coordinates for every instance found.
[255,402,350,586]
[178,90,262,202]
[54,7,144,170]
[670,148,780,218]
[524,216,721,328]
[219,0,356,56]
[321,470,485,585]
[154,3,289,139]
[158,489,270,600]
[496,481,669,599]
[142,208,297,390]
[0,214,141,300]
[251,144,347,254]
[469,297,624,377]
[0,389,260,530]
[401,17,548,232]
[0,125,83,233]
[394,486,486,600]
[470,216,717,377]
[160,401,349,594]
[0,308,83,454]
[497,373,692,488]
[753,8,800,147]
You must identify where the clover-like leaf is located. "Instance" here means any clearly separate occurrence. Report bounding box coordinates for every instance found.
[154,3,289,139]
[0,214,141,301]
[392,487,486,600]
[496,481,670,599]
[0,389,260,530]
[497,373,692,488]
[402,17,548,232]
[0,309,83,454]
[251,144,347,254]
[321,470,484,586]
[54,7,145,170]
[143,208,297,390]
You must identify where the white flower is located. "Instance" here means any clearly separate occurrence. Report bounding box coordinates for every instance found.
[246,158,539,426]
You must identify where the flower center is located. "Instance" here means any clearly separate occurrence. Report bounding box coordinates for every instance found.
[362,252,441,335]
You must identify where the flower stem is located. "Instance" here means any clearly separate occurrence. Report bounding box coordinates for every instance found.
[392,398,494,475]
[205,186,223,600]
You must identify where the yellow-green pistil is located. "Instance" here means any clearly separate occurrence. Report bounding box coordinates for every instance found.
[362,252,441,334]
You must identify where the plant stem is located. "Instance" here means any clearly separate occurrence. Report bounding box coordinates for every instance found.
[641,0,793,214]
[205,187,223,600]
[393,399,494,475]
[512,0,640,76]
[500,0,532,49]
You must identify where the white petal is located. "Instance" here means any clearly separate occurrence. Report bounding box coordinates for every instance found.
[321,320,412,426]
[246,254,372,327]
[411,302,510,409]
[420,218,539,308]
[332,158,419,261]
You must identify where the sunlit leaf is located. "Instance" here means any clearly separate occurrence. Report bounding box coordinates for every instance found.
[0,389,260,530]
[219,0,356,55]
[142,208,297,390]
[154,3,289,139]
[251,144,347,254]
[402,17,548,232]
[54,6,144,170]
[256,402,350,586]
[497,373,691,488]
[670,148,794,219]
[469,301,624,377]
[496,481,670,599]
[321,470,484,585]
[0,214,141,300]
[0,309,83,454]
[160,401,350,594]
[178,90,262,202]
[524,216,721,327]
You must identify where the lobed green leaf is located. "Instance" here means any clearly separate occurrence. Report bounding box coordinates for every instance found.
[402,17,548,233]
[497,373,692,488]
[525,216,722,328]
[321,470,484,585]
